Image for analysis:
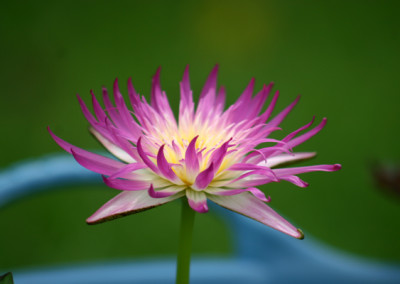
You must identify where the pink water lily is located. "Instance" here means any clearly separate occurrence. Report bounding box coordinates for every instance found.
[48,65,340,239]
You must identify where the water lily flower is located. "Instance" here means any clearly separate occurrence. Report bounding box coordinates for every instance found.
[48,66,340,239]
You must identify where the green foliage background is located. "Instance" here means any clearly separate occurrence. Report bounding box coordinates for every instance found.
[1,0,399,270]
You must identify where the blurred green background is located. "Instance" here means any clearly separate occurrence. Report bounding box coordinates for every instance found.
[1,0,399,270]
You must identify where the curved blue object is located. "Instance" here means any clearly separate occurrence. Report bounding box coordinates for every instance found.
[1,154,400,283]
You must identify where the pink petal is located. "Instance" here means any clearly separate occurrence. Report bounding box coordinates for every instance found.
[148,184,185,198]
[208,193,304,239]
[150,67,163,111]
[207,187,270,202]
[157,145,178,181]
[179,66,195,127]
[186,190,208,213]
[257,90,279,123]
[259,152,317,168]
[86,190,184,224]
[90,90,107,124]
[225,178,274,189]
[287,118,327,148]
[209,138,231,172]
[108,163,147,180]
[273,164,342,176]
[195,65,219,121]
[151,67,177,125]
[251,82,274,116]
[199,64,218,99]
[77,94,98,125]
[185,136,200,176]
[228,163,271,171]
[127,77,141,112]
[193,163,215,190]
[231,78,255,122]
[48,127,125,175]
[279,176,309,188]
[136,137,160,174]
[102,176,150,191]
[282,117,315,143]
[112,79,143,139]
[215,86,226,114]
[90,128,136,163]
[226,169,279,188]
[267,95,300,127]
[71,148,126,175]
[102,87,120,127]
[77,94,113,142]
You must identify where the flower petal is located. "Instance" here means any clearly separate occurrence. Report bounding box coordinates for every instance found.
[287,118,327,148]
[148,184,186,198]
[157,145,179,182]
[279,176,309,188]
[90,128,136,163]
[186,189,208,213]
[267,95,300,127]
[48,127,126,175]
[71,148,126,176]
[108,163,148,180]
[258,152,317,168]
[251,82,274,116]
[86,190,184,224]
[206,187,270,202]
[209,138,231,172]
[102,176,150,191]
[193,163,215,190]
[179,65,194,124]
[185,136,200,177]
[136,137,160,174]
[273,164,342,176]
[208,193,303,239]
[257,90,279,123]
[151,67,177,125]
[282,116,315,143]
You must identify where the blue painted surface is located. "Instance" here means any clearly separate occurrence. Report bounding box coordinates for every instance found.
[1,154,400,283]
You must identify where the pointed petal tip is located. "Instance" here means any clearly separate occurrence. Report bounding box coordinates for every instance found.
[182,65,190,82]
[86,217,97,225]
[296,228,305,240]
[194,162,215,190]
[113,78,119,88]
[263,82,274,91]
[153,66,162,79]
[188,198,209,213]
[148,184,157,198]
[333,164,342,171]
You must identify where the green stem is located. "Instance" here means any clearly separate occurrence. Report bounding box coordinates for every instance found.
[176,199,196,284]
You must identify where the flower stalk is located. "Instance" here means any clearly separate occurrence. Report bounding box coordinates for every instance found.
[176,199,196,284]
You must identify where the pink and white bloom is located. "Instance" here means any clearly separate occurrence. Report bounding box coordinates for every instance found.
[49,66,340,239]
